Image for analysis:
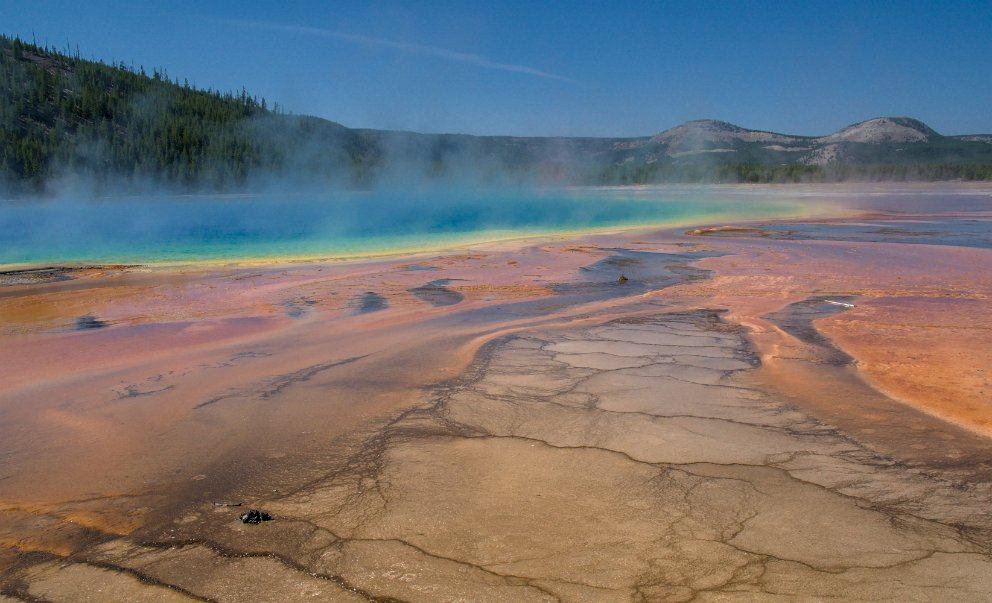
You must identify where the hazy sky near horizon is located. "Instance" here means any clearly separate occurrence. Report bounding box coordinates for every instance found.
[3,0,991,137]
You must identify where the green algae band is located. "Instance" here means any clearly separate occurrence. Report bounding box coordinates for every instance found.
[0,188,803,266]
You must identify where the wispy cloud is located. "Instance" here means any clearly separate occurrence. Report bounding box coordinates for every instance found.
[221,18,578,85]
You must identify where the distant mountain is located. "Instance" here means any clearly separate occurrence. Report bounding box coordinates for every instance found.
[821,117,938,143]
[605,117,992,179]
[650,120,804,149]
[2,34,991,194]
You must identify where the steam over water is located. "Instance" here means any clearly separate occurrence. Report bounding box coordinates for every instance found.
[0,188,804,265]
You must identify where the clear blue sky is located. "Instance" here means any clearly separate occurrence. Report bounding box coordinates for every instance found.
[3,0,990,137]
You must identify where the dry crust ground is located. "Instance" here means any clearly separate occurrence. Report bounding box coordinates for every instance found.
[5,311,992,602]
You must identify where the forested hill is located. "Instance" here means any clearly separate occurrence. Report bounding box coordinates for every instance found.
[2,34,991,195]
[0,34,378,192]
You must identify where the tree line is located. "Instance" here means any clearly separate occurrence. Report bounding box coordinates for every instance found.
[596,161,992,185]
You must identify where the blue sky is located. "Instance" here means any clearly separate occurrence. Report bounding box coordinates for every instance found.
[3,0,991,136]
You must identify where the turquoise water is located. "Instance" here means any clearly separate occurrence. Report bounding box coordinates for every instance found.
[0,188,807,266]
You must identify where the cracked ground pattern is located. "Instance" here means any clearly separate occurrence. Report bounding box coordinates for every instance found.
[6,310,991,602]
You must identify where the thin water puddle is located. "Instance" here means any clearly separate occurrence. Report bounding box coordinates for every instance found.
[354,291,388,314]
[409,279,465,307]
[693,217,992,249]
[450,249,723,325]
[763,296,857,366]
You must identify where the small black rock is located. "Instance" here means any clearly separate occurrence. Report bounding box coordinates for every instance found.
[76,314,108,330]
[239,509,273,524]
[617,274,629,284]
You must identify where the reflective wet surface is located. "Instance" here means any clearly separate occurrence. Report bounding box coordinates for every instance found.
[692,216,992,249]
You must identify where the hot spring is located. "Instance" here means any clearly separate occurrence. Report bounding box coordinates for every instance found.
[0,187,811,266]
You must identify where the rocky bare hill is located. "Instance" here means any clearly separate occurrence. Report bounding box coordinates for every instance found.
[821,117,938,143]
[603,117,992,176]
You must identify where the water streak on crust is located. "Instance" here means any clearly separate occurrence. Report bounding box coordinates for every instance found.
[193,356,368,409]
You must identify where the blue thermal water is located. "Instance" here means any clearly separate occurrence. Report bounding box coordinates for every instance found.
[0,188,806,265]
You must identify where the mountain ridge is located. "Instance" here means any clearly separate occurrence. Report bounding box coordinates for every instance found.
[626,116,989,168]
